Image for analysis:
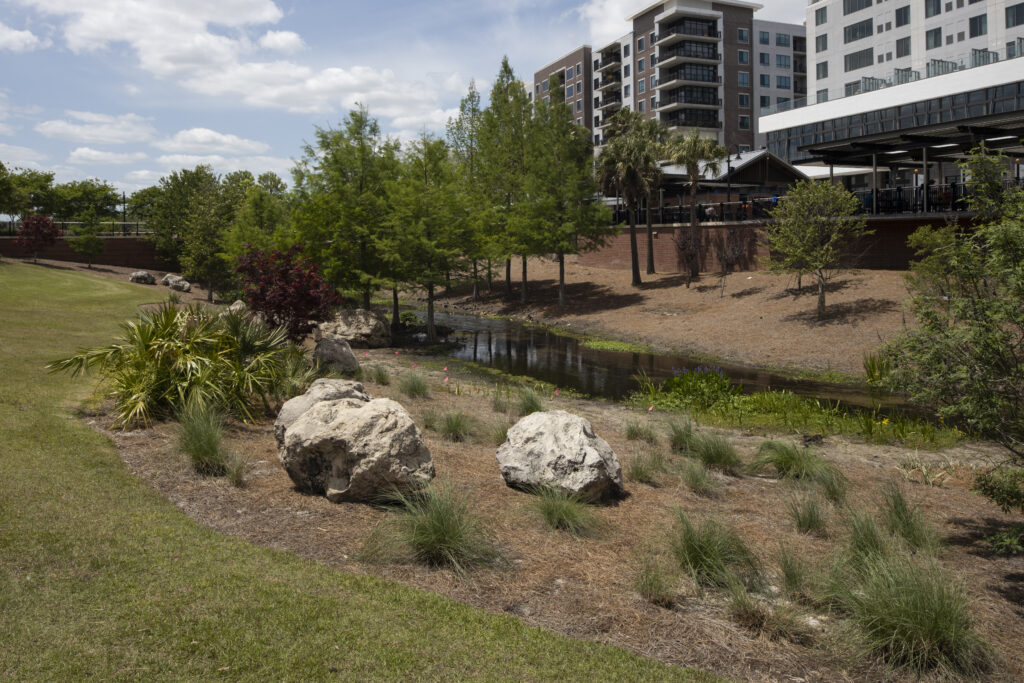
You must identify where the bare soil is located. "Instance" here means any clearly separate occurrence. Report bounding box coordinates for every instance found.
[95,353,1023,683]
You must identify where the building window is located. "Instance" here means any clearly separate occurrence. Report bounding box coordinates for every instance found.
[650,31,656,44]
[594,134,601,145]
[739,93,750,108]
[816,61,829,78]
[1009,40,1019,58]
[650,96,657,110]
[637,37,645,51]
[777,75,791,89]
[844,18,874,43]
[816,88,829,102]
[542,80,548,92]
[738,50,749,65]
[739,115,751,130]
[760,73,770,87]
[624,84,630,97]
[844,47,874,71]
[759,30,770,44]
[759,52,770,65]
[624,64,631,77]
[576,117,582,125]
[815,6,828,24]
[969,14,987,37]
[895,5,910,26]
[777,97,791,106]
[776,33,790,47]
[623,44,630,57]
[738,28,749,43]
[738,71,750,86]
[844,80,861,96]
[638,79,646,94]
[535,84,540,94]
[639,58,645,72]
[816,34,828,52]
[638,101,645,113]
[896,36,911,57]
[576,100,582,112]
[925,0,941,18]
[926,27,942,49]
[777,54,791,68]
[739,145,750,153]
[843,0,872,15]
[650,75,657,88]
[567,83,574,97]
[760,95,771,107]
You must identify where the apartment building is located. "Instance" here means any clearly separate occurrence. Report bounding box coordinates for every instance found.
[533,1,803,154]
[807,0,1024,102]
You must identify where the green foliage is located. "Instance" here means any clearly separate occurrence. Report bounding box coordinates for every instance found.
[765,179,871,319]
[984,525,1024,555]
[748,441,848,503]
[489,422,510,446]
[788,497,827,536]
[177,398,227,476]
[862,351,892,389]
[222,183,289,264]
[845,510,892,562]
[580,338,651,353]
[439,411,474,442]
[881,483,939,553]
[664,129,728,279]
[625,418,658,444]
[635,554,676,607]
[668,510,762,590]
[777,545,810,601]
[627,450,668,485]
[516,387,544,416]
[52,178,119,223]
[688,432,742,474]
[67,211,105,267]
[725,583,812,644]
[398,372,430,399]
[47,304,300,427]
[361,482,503,573]
[367,364,390,386]
[667,419,696,453]
[652,367,741,411]
[973,467,1024,515]
[225,453,247,488]
[1,166,56,220]
[531,486,600,536]
[680,460,718,497]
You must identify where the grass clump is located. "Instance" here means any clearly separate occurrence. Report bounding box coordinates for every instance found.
[667,419,696,453]
[690,432,742,474]
[881,483,939,553]
[726,583,814,645]
[777,545,811,601]
[399,371,430,399]
[635,554,676,607]
[680,460,718,497]
[225,453,247,488]
[845,510,892,562]
[178,399,228,476]
[627,451,668,485]
[788,497,827,536]
[516,388,544,416]
[668,510,762,590]
[625,419,659,444]
[361,482,502,573]
[367,364,390,385]
[749,440,848,503]
[489,423,510,446]
[531,486,600,537]
[439,411,474,443]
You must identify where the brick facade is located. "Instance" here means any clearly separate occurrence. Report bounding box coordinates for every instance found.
[0,236,176,271]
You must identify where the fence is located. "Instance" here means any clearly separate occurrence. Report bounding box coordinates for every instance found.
[2,220,150,237]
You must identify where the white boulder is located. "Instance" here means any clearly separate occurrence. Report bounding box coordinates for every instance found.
[315,309,391,348]
[130,270,155,285]
[274,378,370,447]
[313,337,360,374]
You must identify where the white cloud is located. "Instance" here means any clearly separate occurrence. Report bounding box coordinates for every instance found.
[575,0,635,47]
[154,128,270,155]
[155,153,293,178]
[124,169,163,183]
[0,142,47,166]
[258,30,304,53]
[35,111,156,144]
[0,21,46,52]
[68,147,147,164]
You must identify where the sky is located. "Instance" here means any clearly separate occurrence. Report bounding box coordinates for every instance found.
[0,0,805,194]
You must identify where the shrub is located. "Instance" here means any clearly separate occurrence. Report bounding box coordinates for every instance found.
[749,441,848,503]
[680,460,717,497]
[531,486,600,536]
[778,545,810,601]
[16,214,60,263]
[399,372,430,399]
[973,467,1024,515]
[225,454,247,488]
[690,432,742,474]
[845,510,891,562]
[635,554,675,607]
[881,483,938,552]
[834,555,993,675]
[439,411,473,442]
[516,388,544,416]
[627,451,667,485]
[625,419,658,444]
[489,423,509,446]
[236,246,342,340]
[367,364,390,386]
[421,409,438,432]
[178,399,227,476]
[491,389,509,414]
[667,419,696,453]
[660,366,741,411]
[788,497,827,536]
[669,510,762,589]
[360,482,502,572]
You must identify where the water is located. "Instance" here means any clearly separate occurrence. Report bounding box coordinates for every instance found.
[421,311,902,411]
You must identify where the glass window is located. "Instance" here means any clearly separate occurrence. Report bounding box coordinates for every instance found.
[815,6,828,24]
[623,44,630,57]
[760,95,771,107]
[777,97,790,105]
[777,54,791,68]
[624,84,630,96]
[637,37,645,51]
[816,88,829,102]
[738,71,750,86]
[896,36,911,57]
[651,75,657,88]
[776,33,791,47]
[738,28,749,43]
[777,75,791,89]
[542,80,548,92]
[624,64,631,77]
[816,34,828,52]
[759,52,770,65]
[759,30,770,44]
[739,93,750,108]
[638,79,646,94]
[969,14,987,37]
[844,18,874,43]
[843,0,872,14]
[738,50,749,65]
[650,96,657,110]
[816,61,829,78]
[844,47,874,71]
[638,101,645,113]
[739,115,751,130]
[639,58,645,72]
[576,117,582,125]
[760,73,770,87]
[576,63,581,76]
[895,5,910,26]
[576,100,582,112]
[567,83,574,97]
[925,0,941,18]
[650,32,656,44]
[926,27,942,49]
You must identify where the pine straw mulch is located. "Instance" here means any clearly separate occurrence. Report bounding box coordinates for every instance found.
[95,354,1023,682]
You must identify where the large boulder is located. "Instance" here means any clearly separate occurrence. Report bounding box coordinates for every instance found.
[225,299,247,315]
[130,270,155,285]
[169,278,191,292]
[160,273,179,286]
[274,378,371,447]
[280,398,434,502]
[496,410,624,502]
[314,337,360,374]
[315,309,391,348]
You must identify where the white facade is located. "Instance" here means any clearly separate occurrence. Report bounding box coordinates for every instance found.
[807,0,1024,101]
[751,18,806,148]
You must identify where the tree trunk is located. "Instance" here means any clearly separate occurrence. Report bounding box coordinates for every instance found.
[816,272,826,320]
[504,259,512,298]
[520,256,528,305]
[445,270,451,299]
[628,204,642,287]
[689,182,700,280]
[362,288,370,309]
[207,281,213,303]
[558,251,566,307]
[645,197,655,275]
[426,284,437,342]
[391,286,401,335]
[487,258,493,292]
[472,260,479,301]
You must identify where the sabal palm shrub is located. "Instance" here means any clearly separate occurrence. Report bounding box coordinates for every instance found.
[48,303,308,427]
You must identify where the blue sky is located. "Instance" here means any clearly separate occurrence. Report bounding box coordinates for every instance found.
[0,0,804,193]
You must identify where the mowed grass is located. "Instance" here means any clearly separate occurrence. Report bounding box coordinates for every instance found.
[0,262,707,681]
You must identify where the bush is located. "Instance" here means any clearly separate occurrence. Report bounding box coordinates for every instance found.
[726,583,813,645]
[399,372,430,399]
[788,497,827,536]
[178,399,227,476]
[236,246,341,340]
[749,441,848,503]
[635,554,675,607]
[516,388,544,417]
[660,366,741,411]
[625,419,658,444]
[367,364,390,385]
[489,423,509,446]
[491,389,509,414]
[360,482,502,572]
[16,214,60,262]
[680,460,717,497]
[845,511,891,562]
[627,451,667,485]
[667,419,696,453]
[689,432,742,474]
[669,510,762,589]
[778,545,810,601]
[225,454,247,488]
[881,483,938,552]
[531,486,600,536]
[439,411,473,442]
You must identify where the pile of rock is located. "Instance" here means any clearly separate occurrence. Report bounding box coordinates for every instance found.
[129,270,156,285]
[160,273,191,292]
[315,309,391,348]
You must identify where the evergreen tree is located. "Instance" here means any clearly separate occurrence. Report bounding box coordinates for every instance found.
[665,129,728,280]
[447,80,488,301]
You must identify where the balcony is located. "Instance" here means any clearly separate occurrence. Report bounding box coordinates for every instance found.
[597,74,621,91]
[657,45,721,68]
[657,93,722,112]
[662,114,722,130]
[597,53,621,72]
[598,92,623,111]
[655,24,720,47]
[658,70,721,90]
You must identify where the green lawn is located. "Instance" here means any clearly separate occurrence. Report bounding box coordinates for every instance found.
[0,261,708,681]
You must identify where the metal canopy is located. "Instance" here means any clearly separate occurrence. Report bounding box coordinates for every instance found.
[800,110,1024,167]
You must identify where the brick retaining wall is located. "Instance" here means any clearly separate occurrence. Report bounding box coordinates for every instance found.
[0,236,176,271]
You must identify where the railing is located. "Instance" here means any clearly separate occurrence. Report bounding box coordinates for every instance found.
[2,221,151,237]
[660,71,721,84]
[598,54,621,69]
[850,179,1023,215]
[663,116,722,129]
[659,46,720,61]
[599,93,622,107]
[611,199,776,225]
[658,94,721,107]
[657,26,721,41]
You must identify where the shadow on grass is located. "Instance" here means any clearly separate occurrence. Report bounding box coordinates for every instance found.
[781,297,899,326]
[768,278,855,300]
[729,286,766,299]
[477,278,645,317]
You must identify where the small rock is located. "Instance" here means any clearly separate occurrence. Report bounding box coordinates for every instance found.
[313,337,360,375]
[129,270,155,285]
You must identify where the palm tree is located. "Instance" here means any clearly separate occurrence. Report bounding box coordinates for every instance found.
[666,129,728,279]
[637,118,668,274]
[596,110,665,287]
